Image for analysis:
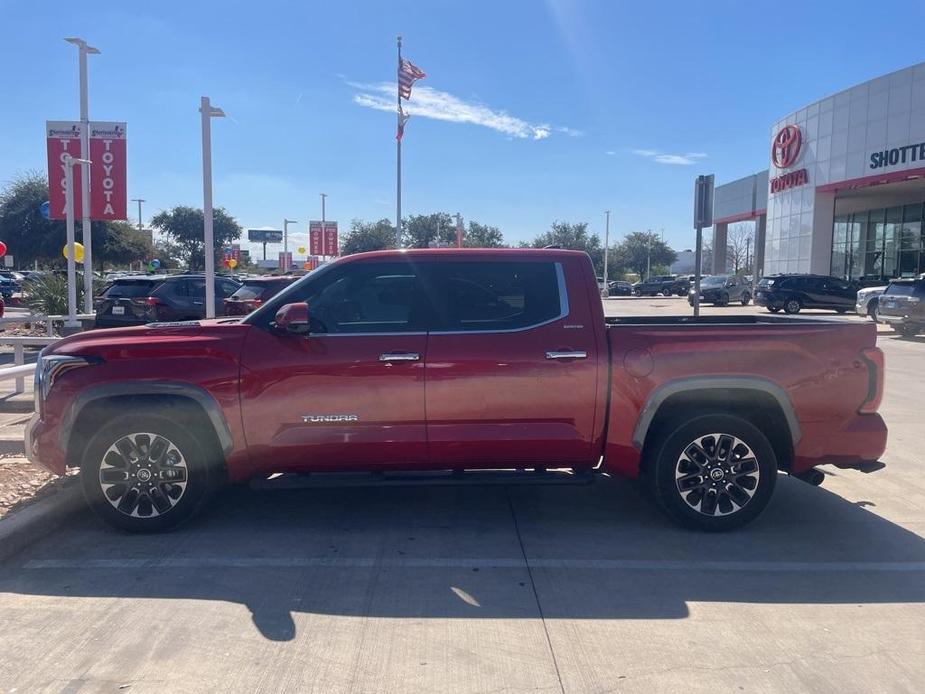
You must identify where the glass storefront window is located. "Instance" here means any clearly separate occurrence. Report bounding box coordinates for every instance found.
[832,203,924,281]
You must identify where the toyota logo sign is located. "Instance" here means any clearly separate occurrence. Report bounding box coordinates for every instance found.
[771,125,802,168]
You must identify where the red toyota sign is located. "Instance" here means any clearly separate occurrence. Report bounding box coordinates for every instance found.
[309,221,324,255]
[46,121,85,220]
[771,125,802,168]
[45,120,126,220]
[323,222,338,256]
[89,122,127,220]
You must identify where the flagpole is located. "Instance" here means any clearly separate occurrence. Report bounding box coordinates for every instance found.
[396,35,402,247]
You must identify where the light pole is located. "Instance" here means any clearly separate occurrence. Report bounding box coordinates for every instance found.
[65,37,99,313]
[320,193,327,260]
[200,96,225,319]
[131,198,145,231]
[646,229,652,281]
[603,210,611,296]
[63,154,91,328]
[283,219,298,271]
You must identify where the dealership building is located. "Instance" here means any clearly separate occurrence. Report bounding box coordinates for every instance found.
[712,61,925,282]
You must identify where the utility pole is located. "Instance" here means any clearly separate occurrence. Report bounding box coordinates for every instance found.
[603,210,611,296]
[455,213,464,248]
[62,154,91,328]
[200,96,225,319]
[65,37,99,313]
[320,192,327,261]
[131,198,145,231]
[646,229,652,281]
[746,236,751,273]
[283,219,298,271]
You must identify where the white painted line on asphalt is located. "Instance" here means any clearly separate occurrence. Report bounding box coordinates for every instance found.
[21,557,925,572]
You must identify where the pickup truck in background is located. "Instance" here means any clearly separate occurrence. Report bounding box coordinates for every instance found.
[26,249,887,533]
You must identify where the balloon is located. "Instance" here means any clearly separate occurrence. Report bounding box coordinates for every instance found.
[228,258,238,269]
[150,258,161,269]
[62,242,85,263]
[297,246,306,255]
[222,258,231,268]
[0,241,7,257]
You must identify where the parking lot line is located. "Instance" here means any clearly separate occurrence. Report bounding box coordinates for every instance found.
[22,557,925,572]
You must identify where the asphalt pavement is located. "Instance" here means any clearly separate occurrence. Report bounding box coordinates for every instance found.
[0,298,922,693]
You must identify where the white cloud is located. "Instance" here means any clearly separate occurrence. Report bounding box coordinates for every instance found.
[351,81,579,140]
[633,149,707,165]
[605,150,616,156]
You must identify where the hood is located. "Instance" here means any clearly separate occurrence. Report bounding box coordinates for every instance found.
[47,318,252,360]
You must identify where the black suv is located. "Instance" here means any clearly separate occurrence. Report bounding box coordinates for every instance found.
[633,275,690,297]
[755,274,857,314]
[878,277,925,337]
[94,275,241,328]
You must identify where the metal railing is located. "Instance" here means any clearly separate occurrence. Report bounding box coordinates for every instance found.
[0,313,95,337]
[0,337,59,394]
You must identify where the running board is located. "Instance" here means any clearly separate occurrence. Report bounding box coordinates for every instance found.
[250,468,596,491]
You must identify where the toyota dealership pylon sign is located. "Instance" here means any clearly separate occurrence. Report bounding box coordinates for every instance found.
[45,120,127,221]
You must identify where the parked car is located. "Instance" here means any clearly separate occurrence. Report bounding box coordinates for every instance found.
[0,275,19,299]
[688,274,752,306]
[856,285,888,322]
[633,275,690,296]
[224,276,300,315]
[878,276,925,336]
[607,280,633,296]
[27,249,887,534]
[94,275,241,328]
[94,276,169,328]
[755,274,858,314]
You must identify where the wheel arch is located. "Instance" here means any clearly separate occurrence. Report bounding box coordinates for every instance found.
[633,378,799,472]
[61,382,232,475]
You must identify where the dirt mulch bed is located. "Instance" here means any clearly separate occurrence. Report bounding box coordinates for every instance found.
[0,460,78,519]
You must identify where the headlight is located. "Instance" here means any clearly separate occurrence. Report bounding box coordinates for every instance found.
[34,353,98,416]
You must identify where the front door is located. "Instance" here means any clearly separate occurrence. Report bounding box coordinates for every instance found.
[423,257,600,469]
[239,260,432,473]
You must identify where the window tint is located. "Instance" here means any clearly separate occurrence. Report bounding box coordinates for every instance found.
[430,261,562,332]
[218,280,240,297]
[885,282,915,296]
[103,281,160,298]
[301,262,429,334]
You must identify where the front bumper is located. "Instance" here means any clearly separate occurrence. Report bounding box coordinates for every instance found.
[25,413,67,476]
[855,301,868,317]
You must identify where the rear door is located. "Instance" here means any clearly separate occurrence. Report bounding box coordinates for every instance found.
[820,278,856,310]
[239,259,432,471]
[423,257,600,468]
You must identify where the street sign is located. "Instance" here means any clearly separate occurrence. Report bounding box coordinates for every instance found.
[247,229,283,243]
[88,122,127,220]
[310,221,338,255]
[693,174,715,229]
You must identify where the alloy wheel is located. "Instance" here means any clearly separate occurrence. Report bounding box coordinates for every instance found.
[99,432,189,518]
[674,433,760,516]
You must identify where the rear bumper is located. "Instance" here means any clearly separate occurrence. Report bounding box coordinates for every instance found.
[793,413,887,473]
[754,294,782,309]
[25,413,67,476]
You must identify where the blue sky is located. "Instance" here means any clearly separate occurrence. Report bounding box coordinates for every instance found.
[2,0,924,254]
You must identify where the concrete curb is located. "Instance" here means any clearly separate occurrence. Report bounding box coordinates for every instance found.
[0,481,85,564]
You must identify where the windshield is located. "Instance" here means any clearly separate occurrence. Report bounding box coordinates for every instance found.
[701,276,728,287]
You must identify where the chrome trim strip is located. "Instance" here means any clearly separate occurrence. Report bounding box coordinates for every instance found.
[546,350,588,359]
[379,352,421,362]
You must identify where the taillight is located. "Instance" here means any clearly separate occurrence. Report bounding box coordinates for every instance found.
[247,299,263,307]
[144,297,163,306]
[859,347,884,414]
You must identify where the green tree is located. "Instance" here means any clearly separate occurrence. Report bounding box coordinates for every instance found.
[402,212,455,248]
[611,231,677,279]
[529,221,604,275]
[150,206,242,271]
[464,221,505,248]
[341,218,397,255]
[153,239,184,270]
[97,221,152,268]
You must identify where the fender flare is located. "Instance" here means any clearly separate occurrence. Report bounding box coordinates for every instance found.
[631,376,801,449]
[59,381,234,455]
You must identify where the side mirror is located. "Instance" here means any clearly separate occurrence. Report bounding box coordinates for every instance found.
[274,302,310,334]
[725,280,734,288]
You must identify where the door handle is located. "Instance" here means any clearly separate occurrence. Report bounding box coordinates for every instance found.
[379,352,420,362]
[546,350,588,360]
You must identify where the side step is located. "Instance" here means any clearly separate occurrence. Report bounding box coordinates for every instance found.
[250,468,596,491]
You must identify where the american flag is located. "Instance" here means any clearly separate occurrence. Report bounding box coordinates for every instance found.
[398,58,426,100]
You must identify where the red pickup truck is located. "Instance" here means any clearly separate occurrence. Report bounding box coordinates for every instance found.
[26,249,887,532]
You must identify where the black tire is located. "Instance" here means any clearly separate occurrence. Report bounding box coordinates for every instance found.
[661,288,672,297]
[80,413,217,532]
[783,298,802,314]
[741,292,751,306]
[893,323,920,337]
[717,292,729,307]
[645,414,778,531]
[869,302,880,323]
[634,288,642,296]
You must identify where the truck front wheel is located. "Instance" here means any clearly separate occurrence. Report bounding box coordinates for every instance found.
[646,414,777,531]
[80,414,216,533]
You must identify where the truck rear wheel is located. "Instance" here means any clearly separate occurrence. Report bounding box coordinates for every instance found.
[645,414,777,531]
[80,413,216,533]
